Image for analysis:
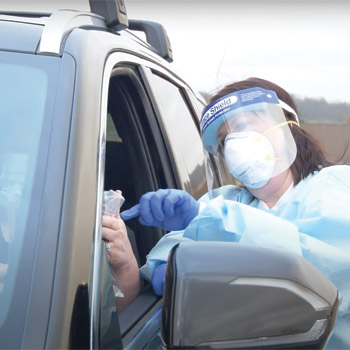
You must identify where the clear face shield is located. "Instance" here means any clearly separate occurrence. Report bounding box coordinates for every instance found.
[200,87,299,194]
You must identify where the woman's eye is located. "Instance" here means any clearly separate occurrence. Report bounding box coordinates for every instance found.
[235,122,248,131]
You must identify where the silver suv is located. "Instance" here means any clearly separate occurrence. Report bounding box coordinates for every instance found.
[0,1,339,349]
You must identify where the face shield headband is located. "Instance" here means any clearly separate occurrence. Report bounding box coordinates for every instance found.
[200,87,299,155]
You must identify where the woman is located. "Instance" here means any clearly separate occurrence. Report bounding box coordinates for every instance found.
[105,78,350,348]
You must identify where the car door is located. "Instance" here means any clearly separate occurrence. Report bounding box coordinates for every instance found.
[93,53,208,349]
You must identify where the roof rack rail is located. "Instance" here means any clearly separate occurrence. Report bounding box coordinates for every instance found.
[128,19,173,63]
[38,10,106,55]
[88,1,172,62]
[89,0,128,30]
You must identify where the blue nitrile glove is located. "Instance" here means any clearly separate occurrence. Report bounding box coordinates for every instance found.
[120,189,199,231]
[152,263,167,296]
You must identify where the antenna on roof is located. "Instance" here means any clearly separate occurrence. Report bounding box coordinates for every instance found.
[89,0,128,29]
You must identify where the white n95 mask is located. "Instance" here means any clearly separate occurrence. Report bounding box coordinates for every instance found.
[224,131,275,189]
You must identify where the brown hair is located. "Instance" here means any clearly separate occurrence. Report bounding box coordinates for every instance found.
[208,77,332,185]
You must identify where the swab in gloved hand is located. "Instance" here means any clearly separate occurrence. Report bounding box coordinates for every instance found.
[120,189,199,231]
[103,189,125,217]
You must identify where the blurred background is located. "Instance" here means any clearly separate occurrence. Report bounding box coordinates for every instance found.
[128,0,350,164]
[1,0,349,162]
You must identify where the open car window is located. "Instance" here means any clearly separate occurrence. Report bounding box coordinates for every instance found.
[98,60,208,349]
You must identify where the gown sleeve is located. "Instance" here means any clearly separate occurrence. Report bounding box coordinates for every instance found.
[140,166,350,349]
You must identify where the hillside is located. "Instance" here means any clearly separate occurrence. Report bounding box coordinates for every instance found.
[291,97,350,164]
[293,96,350,124]
[301,122,350,164]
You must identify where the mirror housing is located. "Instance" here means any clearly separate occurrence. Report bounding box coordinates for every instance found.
[162,242,340,349]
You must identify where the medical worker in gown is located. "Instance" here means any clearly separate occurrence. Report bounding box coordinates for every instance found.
[103,78,350,349]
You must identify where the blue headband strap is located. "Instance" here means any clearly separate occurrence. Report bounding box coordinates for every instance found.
[200,87,297,135]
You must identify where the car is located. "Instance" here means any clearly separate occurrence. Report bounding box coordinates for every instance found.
[0,1,339,349]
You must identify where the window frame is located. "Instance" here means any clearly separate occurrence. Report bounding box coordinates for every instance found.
[139,66,207,198]
[95,52,209,349]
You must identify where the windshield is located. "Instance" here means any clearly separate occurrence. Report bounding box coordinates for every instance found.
[0,51,61,328]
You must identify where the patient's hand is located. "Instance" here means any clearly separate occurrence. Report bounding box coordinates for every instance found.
[102,215,134,271]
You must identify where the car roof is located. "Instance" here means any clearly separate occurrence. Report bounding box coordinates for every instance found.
[0,4,172,62]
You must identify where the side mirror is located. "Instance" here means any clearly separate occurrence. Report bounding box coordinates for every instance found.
[162,242,340,349]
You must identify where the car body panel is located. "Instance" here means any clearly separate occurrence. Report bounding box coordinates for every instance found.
[0,9,208,348]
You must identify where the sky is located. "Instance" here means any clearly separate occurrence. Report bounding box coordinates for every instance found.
[126,0,350,103]
[2,0,350,103]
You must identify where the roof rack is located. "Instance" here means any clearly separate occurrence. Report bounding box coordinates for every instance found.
[128,20,173,63]
[89,0,173,62]
[38,10,106,55]
[37,0,173,61]
[89,0,128,30]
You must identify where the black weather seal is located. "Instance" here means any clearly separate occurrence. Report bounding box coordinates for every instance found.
[0,11,51,18]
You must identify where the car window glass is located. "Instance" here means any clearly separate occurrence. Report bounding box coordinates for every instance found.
[149,73,207,198]
[0,54,57,327]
